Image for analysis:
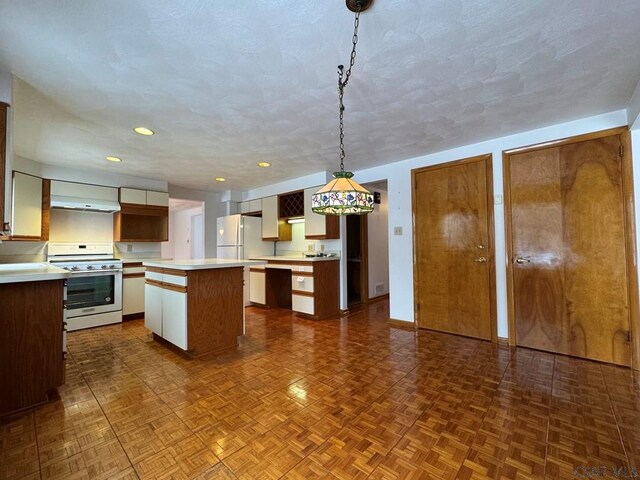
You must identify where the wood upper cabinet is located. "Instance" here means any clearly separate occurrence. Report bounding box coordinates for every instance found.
[115,188,169,242]
[11,172,43,239]
[304,187,339,239]
[261,195,291,241]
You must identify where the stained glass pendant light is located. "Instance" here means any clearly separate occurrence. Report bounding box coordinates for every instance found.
[311,0,374,216]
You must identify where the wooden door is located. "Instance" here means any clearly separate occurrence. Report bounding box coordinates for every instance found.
[413,154,496,340]
[505,131,634,366]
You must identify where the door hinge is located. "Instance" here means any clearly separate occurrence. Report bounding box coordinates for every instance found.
[620,144,624,158]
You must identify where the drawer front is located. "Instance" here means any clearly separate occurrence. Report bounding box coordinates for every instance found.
[292,294,314,315]
[163,273,187,287]
[146,271,163,282]
[124,266,146,275]
[292,275,314,293]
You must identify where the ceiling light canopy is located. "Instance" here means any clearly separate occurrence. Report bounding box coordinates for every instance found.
[312,0,374,216]
[105,156,122,162]
[133,126,154,136]
[215,177,226,182]
[258,162,271,168]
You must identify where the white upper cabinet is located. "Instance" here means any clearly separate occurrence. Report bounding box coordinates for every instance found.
[240,199,262,215]
[304,186,339,239]
[120,188,146,205]
[12,172,42,238]
[262,195,279,239]
[249,199,262,213]
[51,180,118,202]
[146,190,169,207]
[119,188,169,207]
[304,187,325,238]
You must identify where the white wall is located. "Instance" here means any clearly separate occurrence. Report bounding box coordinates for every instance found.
[353,109,629,335]
[164,205,204,260]
[367,187,389,298]
[276,222,342,257]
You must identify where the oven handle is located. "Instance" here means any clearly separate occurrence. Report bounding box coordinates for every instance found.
[67,270,122,278]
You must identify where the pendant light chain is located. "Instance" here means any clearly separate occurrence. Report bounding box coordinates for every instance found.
[337,1,361,173]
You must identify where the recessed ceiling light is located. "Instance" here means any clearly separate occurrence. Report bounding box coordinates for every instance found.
[258,162,271,167]
[133,126,154,136]
[105,156,122,162]
[215,177,226,182]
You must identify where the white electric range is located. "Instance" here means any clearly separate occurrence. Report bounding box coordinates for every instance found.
[48,243,123,331]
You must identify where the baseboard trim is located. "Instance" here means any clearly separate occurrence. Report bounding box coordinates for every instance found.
[368,293,389,304]
[123,312,144,321]
[388,318,415,330]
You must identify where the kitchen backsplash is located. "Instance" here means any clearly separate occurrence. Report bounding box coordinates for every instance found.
[49,209,113,243]
[275,222,341,257]
[0,241,47,263]
[114,242,162,260]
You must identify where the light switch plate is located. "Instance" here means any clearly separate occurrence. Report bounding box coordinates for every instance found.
[495,194,503,205]
[394,226,403,236]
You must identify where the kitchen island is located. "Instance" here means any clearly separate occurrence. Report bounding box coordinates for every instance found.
[142,259,266,357]
[0,263,69,415]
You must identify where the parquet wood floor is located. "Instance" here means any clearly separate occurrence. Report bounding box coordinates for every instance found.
[2,301,640,479]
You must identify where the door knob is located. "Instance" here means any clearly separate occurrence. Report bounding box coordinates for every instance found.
[477,244,485,249]
[515,257,530,264]
[474,257,487,263]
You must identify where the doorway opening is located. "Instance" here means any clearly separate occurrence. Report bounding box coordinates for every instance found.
[345,180,389,308]
[161,198,205,260]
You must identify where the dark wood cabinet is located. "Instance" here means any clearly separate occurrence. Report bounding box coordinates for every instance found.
[114,204,169,242]
[0,102,8,238]
[0,279,65,415]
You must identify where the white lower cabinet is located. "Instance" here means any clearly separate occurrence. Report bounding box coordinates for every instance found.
[144,273,188,349]
[292,294,314,315]
[162,289,188,350]
[123,276,145,315]
[249,270,266,304]
[144,283,163,335]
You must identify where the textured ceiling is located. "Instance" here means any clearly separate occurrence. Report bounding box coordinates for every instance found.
[1,0,640,191]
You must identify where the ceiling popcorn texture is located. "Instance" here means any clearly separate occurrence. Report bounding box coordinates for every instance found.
[1,0,639,190]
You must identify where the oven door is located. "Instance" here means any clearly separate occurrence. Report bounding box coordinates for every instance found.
[65,270,122,318]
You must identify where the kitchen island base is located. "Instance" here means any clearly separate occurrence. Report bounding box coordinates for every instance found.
[143,259,266,357]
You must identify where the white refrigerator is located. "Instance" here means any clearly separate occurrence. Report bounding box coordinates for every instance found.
[216,215,274,306]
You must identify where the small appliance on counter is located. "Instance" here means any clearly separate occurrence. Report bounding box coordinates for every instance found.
[216,215,274,306]
[47,243,123,331]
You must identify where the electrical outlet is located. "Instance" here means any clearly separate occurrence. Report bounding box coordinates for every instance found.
[394,226,402,236]
[495,194,503,205]
[127,244,133,252]
[320,244,325,252]
[375,282,384,294]
[308,244,314,252]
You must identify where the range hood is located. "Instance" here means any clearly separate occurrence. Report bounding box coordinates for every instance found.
[50,195,121,213]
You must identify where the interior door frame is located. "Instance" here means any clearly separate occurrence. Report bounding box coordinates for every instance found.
[411,153,498,342]
[360,214,369,303]
[503,126,640,369]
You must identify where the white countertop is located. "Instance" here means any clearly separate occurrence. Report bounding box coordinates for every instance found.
[250,255,340,263]
[0,263,71,284]
[143,258,267,270]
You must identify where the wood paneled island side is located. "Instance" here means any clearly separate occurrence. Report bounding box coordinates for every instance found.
[142,259,266,357]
